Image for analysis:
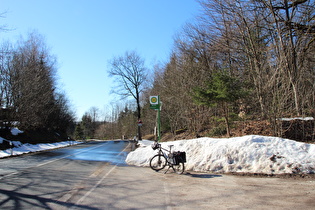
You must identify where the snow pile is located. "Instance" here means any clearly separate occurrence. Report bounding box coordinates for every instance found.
[126,135,315,174]
[0,127,82,158]
[11,127,24,135]
[0,140,81,158]
[280,117,314,121]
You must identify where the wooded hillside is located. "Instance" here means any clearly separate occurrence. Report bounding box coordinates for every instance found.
[85,0,314,142]
[148,0,315,142]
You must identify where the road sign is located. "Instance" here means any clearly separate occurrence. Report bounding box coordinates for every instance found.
[150,104,160,110]
[149,95,161,142]
[150,96,160,110]
[150,96,158,104]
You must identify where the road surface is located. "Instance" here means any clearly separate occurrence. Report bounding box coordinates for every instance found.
[0,140,314,209]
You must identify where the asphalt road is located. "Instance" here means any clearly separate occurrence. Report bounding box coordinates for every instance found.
[0,141,314,209]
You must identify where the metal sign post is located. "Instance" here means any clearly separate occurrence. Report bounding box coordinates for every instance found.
[150,96,161,142]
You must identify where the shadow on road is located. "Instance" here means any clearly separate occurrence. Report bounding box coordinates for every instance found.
[186,172,222,179]
[0,189,97,210]
[0,160,102,209]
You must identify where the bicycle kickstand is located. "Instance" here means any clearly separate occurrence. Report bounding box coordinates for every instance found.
[164,165,175,174]
[164,165,171,174]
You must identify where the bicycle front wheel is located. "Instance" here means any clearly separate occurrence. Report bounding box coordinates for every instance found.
[150,154,167,171]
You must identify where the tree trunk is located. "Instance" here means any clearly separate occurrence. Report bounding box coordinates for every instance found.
[136,89,142,140]
[223,102,231,137]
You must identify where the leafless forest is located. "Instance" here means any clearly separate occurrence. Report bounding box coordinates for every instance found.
[91,0,315,142]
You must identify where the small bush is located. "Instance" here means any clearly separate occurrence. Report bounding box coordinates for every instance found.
[209,124,227,136]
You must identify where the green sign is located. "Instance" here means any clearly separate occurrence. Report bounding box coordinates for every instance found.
[149,95,161,142]
[150,96,160,110]
[150,104,160,110]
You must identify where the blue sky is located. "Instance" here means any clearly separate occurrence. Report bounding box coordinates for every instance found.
[1,0,201,120]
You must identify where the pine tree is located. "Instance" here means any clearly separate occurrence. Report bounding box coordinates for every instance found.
[193,72,248,136]
[74,123,84,140]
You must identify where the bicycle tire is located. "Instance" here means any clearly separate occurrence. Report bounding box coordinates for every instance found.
[150,154,167,171]
[173,158,185,174]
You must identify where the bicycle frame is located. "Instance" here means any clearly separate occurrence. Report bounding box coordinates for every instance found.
[156,144,172,160]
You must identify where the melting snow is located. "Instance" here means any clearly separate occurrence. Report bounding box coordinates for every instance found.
[126,135,315,174]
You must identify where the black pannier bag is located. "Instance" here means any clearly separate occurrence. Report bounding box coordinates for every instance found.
[172,151,186,165]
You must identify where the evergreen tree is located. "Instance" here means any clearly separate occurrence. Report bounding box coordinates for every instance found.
[74,123,84,140]
[81,113,93,139]
[193,72,248,136]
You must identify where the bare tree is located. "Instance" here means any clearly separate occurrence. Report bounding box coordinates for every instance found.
[197,0,315,118]
[88,106,100,123]
[108,50,147,140]
[257,0,315,116]
[0,42,13,108]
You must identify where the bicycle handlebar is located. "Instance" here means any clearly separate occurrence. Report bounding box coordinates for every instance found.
[152,142,174,153]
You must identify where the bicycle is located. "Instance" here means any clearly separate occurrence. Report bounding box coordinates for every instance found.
[149,141,186,174]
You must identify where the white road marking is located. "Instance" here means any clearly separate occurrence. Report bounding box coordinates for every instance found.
[70,142,130,207]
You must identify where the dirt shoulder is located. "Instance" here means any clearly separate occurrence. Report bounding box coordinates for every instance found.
[164,170,315,209]
[226,172,315,180]
[96,166,315,209]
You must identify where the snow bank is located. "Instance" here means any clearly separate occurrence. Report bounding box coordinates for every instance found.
[0,127,82,158]
[126,135,315,174]
[279,117,314,121]
[0,141,81,158]
[11,127,24,135]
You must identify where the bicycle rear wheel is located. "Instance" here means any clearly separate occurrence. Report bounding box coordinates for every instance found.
[150,154,167,171]
[173,156,185,174]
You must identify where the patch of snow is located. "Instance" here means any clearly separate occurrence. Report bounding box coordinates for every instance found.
[279,117,314,121]
[138,140,154,147]
[126,135,315,174]
[11,127,24,135]
[0,140,82,158]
